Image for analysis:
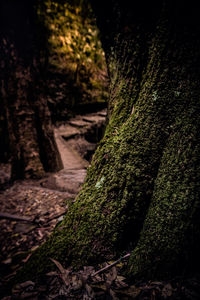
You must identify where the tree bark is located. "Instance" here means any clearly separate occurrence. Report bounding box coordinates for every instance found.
[15,0,200,281]
[0,0,63,179]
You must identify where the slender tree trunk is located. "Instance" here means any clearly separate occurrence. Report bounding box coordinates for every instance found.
[0,0,63,179]
[0,98,9,163]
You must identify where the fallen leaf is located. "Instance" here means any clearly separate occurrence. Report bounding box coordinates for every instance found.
[46,271,58,276]
[109,288,119,300]
[22,253,32,263]
[19,281,35,289]
[116,285,141,298]
[31,245,39,252]
[50,258,71,286]
[85,283,95,298]
[2,258,12,264]
[162,283,173,298]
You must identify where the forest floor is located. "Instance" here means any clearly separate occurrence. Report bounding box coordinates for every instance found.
[1,110,200,299]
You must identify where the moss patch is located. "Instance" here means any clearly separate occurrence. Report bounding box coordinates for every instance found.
[128,99,200,279]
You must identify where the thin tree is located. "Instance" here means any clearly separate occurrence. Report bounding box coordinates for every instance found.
[0,0,63,180]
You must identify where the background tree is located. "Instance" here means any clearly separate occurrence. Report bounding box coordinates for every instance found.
[15,0,200,282]
[0,0,63,180]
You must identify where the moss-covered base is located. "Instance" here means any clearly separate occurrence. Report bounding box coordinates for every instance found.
[128,99,200,279]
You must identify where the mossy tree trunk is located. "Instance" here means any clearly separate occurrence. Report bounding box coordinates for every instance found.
[17,0,200,281]
[0,0,63,179]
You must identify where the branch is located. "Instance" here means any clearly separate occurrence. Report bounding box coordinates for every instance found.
[91,253,130,277]
[0,212,34,223]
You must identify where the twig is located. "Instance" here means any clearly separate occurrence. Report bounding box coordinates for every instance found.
[91,253,130,277]
[0,212,34,223]
[0,209,67,224]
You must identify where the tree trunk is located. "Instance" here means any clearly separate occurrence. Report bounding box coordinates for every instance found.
[0,0,63,179]
[0,102,9,163]
[16,0,200,281]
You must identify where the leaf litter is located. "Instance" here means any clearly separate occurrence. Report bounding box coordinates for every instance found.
[1,109,200,298]
[7,256,200,299]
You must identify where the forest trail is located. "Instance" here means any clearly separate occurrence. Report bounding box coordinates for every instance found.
[55,133,88,170]
[0,109,106,285]
[42,109,106,193]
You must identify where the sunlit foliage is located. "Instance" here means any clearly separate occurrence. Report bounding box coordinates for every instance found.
[37,0,108,105]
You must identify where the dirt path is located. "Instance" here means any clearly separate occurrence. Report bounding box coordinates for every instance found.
[55,133,87,170]
[0,109,106,286]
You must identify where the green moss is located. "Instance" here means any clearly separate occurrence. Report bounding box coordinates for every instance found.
[128,100,200,279]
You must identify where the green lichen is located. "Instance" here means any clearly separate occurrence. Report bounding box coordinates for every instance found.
[152,90,158,101]
[174,90,181,97]
[95,176,105,189]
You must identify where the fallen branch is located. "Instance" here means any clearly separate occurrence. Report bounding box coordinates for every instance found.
[0,209,67,225]
[91,253,130,277]
[0,212,35,223]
